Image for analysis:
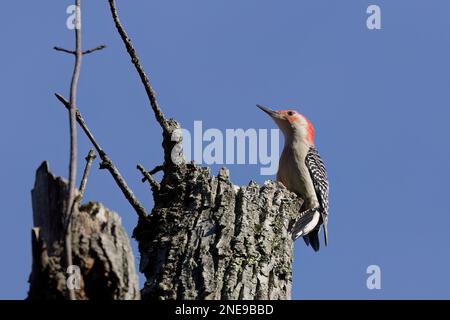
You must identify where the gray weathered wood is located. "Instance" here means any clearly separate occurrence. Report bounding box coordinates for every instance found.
[28,162,140,300]
[135,121,303,300]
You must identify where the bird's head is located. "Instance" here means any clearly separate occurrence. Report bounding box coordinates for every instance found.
[257,104,314,145]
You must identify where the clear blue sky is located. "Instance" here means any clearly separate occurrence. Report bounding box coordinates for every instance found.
[1,0,449,299]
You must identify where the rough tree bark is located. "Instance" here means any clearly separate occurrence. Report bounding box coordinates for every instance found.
[28,162,139,300]
[135,121,304,300]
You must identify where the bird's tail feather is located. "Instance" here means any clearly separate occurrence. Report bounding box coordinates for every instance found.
[291,209,319,241]
[292,209,314,239]
[321,213,328,247]
[303,230,320,252]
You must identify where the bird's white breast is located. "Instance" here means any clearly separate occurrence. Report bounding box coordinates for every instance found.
[277,141,319,209]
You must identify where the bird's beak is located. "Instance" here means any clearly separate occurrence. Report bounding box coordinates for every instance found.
[256,104,279,119]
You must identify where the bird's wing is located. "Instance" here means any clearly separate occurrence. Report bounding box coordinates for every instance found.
[305,146,329,245]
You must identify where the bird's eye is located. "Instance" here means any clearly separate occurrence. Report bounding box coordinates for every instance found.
[287,111,294,116]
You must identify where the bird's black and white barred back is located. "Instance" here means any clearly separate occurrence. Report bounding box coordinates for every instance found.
[305,146,329,244]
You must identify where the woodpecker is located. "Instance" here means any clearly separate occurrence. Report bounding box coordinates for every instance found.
[257,104,329,251]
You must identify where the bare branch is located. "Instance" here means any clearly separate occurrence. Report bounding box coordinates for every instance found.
[54,94,150,220]
[54,46,76,55]
[137,164,160,191]
[78,149,96,199]
[63,0,83,301]
[54,45,106,55]
[55,93,102,153]
[83,45,107,55]
[107,0,169,134]
[149,165,164,175]
[141,165,164,182]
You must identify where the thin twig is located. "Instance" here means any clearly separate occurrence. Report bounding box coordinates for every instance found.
[54,46,76,54]
[64,0,83,301]
[55,94,150,220]
[54,45,106,55]
[141,165,163,182]
[149,165,164,175]
[137,164,160,191]
[107,0,169,134]
[55,94,102,152]
[82,44,106,55]
[78,149,96,199]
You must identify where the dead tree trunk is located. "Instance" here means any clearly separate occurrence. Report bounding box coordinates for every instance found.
[135,121,303,300]
[28,162,140,300]
[31,1,305,300]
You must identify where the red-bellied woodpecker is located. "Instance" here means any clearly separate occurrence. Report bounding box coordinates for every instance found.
[257,104,329,251]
